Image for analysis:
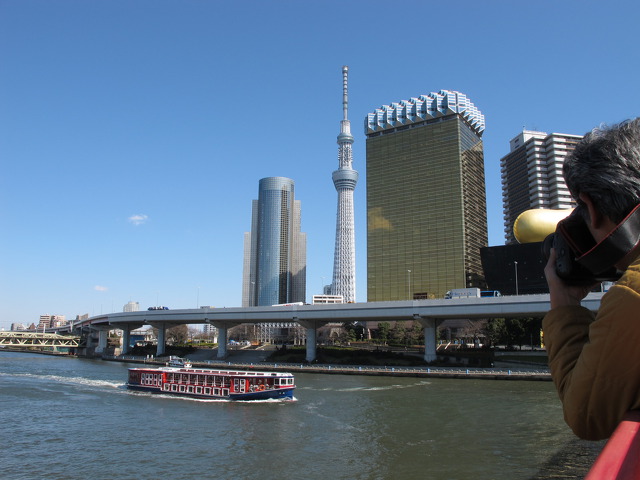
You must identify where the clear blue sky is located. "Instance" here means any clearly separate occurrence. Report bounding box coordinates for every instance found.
[1,0,638,329]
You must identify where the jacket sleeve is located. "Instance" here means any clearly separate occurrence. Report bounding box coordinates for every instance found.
[543,285,640,440]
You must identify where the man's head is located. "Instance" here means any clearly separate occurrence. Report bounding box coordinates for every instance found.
[564,118,640,224]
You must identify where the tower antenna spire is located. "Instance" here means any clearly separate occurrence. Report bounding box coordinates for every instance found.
[331,65,358,303]
[342,65,349,121]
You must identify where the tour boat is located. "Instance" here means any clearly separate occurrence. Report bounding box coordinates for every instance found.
[126,363,295,401]
[166,356,192,368]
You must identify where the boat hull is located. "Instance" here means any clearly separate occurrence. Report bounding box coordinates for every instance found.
[229,388,294,401]
[126,383,295,401]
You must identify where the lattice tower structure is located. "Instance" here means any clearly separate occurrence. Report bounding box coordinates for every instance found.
[331,65,358,302]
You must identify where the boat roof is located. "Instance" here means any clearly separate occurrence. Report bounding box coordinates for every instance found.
[130,366,294,377]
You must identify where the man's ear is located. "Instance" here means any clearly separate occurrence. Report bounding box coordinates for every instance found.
[579,193,605,229]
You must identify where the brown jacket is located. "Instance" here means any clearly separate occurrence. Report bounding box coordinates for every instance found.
[543,254,640,440]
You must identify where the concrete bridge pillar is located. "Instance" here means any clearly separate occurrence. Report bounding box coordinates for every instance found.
[217,325,227,359]
[296,319,328,363]
[211,321,235,359]
[121,325,131,355]
[155,323,166,357]
[415,315,438,363]
[96,328,109,354]
[305,323,316,363]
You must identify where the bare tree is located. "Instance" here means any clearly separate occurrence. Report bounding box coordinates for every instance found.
[166,324,189,345]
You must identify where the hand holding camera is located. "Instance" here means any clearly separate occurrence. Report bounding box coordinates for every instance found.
[514,206,631,287]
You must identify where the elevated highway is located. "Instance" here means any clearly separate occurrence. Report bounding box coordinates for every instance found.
[70,292,604,362]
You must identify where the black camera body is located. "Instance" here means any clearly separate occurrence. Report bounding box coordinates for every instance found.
[542,205,640,285]
[542,231,618,285]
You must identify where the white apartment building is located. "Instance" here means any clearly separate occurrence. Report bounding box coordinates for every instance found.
[501,130,582,244]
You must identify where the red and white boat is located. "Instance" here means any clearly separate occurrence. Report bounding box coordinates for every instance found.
[126,359,295,401]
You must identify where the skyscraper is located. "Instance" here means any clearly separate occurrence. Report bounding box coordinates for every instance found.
[501,130,581,244]
[331,66,358,302]
[366,90,487,301]
[242,177,306,307]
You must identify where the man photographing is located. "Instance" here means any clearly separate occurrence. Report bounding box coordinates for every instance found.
[544,117,640,440]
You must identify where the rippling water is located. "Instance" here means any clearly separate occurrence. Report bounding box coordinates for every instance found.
[0,352,603,480]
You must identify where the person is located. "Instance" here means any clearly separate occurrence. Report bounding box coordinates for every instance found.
[544,117,640,441]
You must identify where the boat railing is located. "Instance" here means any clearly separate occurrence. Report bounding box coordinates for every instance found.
[584,411,640,479]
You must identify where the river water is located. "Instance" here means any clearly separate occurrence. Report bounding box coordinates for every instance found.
[0,351,604,480]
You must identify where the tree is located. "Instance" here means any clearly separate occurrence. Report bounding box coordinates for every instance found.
[166,324,189,345]
[376,322,391,344]
[408,322,423,346]
[390,323,407,345]
[188,326,205,344]
[520,317,543,349]
[341,322,358,344]
[483,317,543,349]
[484,318,506,347]
[456,319,487,347]
[504,318,526,348]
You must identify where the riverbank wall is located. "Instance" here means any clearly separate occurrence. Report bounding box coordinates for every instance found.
[103,353,551,381]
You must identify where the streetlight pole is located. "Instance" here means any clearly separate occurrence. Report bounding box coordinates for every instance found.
[514,261,519,296]
[407,270,412,300]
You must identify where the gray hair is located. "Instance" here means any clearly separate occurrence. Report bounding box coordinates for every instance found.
[564,118,640,224]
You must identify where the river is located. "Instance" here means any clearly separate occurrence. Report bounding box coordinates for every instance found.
[0,351,604,480]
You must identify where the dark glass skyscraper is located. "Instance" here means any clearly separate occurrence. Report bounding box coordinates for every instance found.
[365,90,488,301]
[242,177,306,306]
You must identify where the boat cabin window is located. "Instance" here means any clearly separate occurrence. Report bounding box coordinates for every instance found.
[233,378,246,393]
[274,377,293,386]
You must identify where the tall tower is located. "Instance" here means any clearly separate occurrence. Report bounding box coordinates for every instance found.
[330,66,358,303]
[501,130,581,244]
[242,177,306,307]
[366,90,487,301]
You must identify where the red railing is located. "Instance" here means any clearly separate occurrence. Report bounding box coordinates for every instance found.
[585,411,640,479]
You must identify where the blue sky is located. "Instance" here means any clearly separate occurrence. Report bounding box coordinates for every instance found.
[1,0,638,329]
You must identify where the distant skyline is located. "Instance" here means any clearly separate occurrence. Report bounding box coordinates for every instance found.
[1,0,639,329]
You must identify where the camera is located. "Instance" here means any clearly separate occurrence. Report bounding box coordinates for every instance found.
[542,232,618,285]
[542,208,622,285]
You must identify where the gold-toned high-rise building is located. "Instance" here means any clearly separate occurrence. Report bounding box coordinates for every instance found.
[365,90,488,301]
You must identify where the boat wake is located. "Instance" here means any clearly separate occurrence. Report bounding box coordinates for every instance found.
[0,372,123,390]
[301,380,431,393]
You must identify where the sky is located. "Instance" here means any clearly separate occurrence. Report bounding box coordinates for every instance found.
[1,0,639,329]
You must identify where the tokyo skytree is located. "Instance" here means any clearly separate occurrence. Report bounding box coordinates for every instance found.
[331,66,358,302]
